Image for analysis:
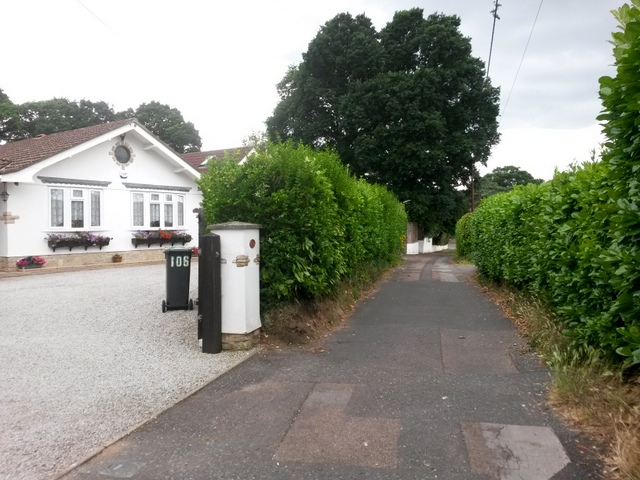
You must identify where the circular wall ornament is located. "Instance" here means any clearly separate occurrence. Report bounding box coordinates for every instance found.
[109,140,135,169]
[114,145,131,163]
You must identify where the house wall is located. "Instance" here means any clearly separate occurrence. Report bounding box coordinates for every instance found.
[0,135,202,270]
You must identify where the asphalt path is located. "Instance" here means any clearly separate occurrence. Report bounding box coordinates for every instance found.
[62,254,603,479]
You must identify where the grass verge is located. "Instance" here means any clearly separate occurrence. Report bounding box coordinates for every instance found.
[477,278,640,480]
[260,261,393,349]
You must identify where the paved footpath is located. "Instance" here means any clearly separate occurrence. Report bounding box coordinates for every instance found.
[63,254,602,479]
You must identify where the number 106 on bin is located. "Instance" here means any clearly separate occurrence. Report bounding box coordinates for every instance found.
[170,256,190,267]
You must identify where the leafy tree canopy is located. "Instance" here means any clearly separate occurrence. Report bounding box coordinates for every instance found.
[477,165,543,201]
[134,101,201,153]
[0,88,22,143]
[266,8,500,235]
[0,90,201,153]
[483,165,543,189]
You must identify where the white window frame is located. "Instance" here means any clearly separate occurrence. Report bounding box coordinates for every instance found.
[48,186,103,230]
[131,191,185,229]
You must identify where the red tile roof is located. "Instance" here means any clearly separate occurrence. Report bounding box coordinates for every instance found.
[180,146,253,171]
[0,118,134,175]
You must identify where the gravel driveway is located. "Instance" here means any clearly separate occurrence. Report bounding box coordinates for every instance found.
[0,263,254,480]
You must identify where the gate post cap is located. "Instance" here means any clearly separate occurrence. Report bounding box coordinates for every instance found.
[208,221,262,230]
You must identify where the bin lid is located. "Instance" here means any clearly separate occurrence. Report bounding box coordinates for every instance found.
[163,247,192,252]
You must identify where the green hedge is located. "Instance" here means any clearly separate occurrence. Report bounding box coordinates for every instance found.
[458,3,640,366]
[454,212,473,258]
[198,141,407,307]
[461,160,638,365]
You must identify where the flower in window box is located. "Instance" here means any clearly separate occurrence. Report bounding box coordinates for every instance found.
[46,232,111,251]
[170,231,193,244]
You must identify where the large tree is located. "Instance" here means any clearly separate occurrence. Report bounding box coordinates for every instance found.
[134,101,201,153]
[267,9,500,235]
[0,88,23,142]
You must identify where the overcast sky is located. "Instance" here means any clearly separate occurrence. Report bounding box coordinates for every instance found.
[2,0,622,180]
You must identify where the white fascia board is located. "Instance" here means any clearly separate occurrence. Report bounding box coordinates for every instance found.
[238,148,257,165]
[132,126,201,181]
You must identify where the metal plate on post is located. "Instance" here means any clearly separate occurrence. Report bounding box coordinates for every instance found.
[233,254,250,267]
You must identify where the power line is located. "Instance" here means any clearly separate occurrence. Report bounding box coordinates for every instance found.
[76,0,113,32]
[501,0,545,119]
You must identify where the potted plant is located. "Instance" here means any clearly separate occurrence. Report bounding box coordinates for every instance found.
[16,256,46,270]
[112,253,123,263]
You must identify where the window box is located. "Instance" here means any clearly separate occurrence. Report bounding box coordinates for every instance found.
[46,233,111,252]
[131,230,192,248]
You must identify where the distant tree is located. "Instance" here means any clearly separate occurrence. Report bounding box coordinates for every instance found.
[114,107,136,120]
[134,101,201,153]
[0,88,24,142]
[16,98,116,138]
[483,165,542,188]
[266,9,500,235]
[0,90,202,153]
[478,165,543,200]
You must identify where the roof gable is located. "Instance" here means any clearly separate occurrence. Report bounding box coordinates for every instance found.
[181,146,254,171]
[0,118,133,175]
[0,119,200,181]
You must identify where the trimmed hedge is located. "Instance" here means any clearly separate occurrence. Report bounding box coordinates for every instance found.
[461,160,639,365]
[460,160,637,365]
[454,212,473,258]
[458,3,640,366]
[198,141,407,308]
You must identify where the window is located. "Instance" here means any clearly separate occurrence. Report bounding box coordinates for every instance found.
[131,192,185,229]
[49,187,102,229]
[132,193,144,227]
[71,190,84,228]
[51,189,64,227]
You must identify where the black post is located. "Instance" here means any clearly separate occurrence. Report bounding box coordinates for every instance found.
[200,234,222,354]
[195,208,206,318]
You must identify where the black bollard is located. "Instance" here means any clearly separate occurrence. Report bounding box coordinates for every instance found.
[200,234,222,354]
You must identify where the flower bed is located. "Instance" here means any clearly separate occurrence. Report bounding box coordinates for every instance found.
[131,230,193,248]
[46,232,111,252]
[16,256,46,269]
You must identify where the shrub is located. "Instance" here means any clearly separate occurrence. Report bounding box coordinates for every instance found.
[454,212,473,258]
[198,141,407,308]
[464,4,640,366]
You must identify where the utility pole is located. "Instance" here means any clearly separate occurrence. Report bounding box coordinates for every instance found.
[487,0,502,80]
[472,0,502,212]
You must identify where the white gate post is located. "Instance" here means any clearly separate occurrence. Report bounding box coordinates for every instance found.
[210,221,261,350]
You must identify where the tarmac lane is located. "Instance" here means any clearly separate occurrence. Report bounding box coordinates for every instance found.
[62,253,603,479]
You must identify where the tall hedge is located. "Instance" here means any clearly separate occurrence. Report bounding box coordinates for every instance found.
[454,212,473,257]
[198,141,407,307]
[458,2,640,366]
[597,1,640,365]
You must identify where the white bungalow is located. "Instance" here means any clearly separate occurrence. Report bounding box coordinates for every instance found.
[0,118,202,270]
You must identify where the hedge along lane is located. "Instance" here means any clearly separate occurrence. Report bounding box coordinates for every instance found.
[198,141,407,308]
